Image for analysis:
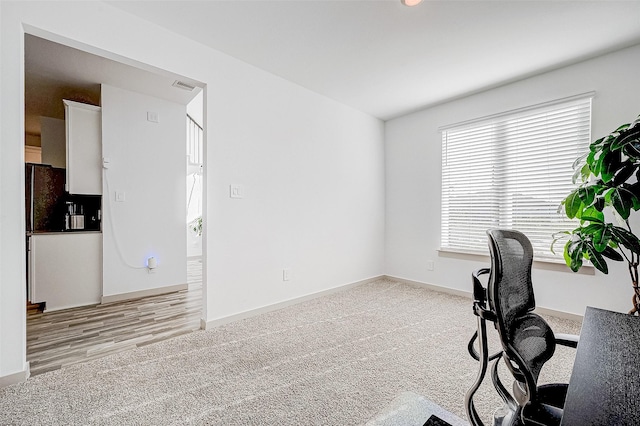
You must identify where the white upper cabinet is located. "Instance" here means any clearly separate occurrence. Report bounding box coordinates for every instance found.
[64,100,102,194]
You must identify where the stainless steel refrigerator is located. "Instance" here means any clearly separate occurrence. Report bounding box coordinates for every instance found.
[25,163,66,302]
[25,163,66,233]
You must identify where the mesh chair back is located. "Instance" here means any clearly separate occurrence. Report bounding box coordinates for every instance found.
[487,229,535,327]
[486,229,556,396]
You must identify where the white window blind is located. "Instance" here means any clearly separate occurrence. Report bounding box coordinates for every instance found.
[440,94,592,259]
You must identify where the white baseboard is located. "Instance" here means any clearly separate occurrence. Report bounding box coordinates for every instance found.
[535,306,583,322]
[101,284,188,304]
[385,275,473,299]
[201,275,385,330]
[201,273,583,331]
[383,275,584,321]
[0,363,30,388]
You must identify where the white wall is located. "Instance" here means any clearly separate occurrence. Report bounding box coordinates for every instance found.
[187,90,203,128]
[385,43,640,317]
[0,2,29,387]
[205,73,385,321]
[0,1,384,384]
[101,84,187,297]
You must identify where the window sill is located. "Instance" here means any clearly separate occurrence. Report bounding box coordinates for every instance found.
[437,248,595,275]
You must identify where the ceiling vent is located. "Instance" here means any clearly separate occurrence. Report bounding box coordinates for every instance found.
[172,80,196,91]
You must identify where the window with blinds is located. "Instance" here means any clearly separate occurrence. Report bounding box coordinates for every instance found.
[440,94,593,259]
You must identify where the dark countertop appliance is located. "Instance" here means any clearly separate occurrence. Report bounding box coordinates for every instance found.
[64,195,101,231]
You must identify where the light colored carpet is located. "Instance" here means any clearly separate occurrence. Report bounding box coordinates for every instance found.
[366,391,468,426]
[0,278,580,425]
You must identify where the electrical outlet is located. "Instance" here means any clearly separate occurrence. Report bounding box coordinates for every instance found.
[426,260,434,271]
[283,268,291,281]
[230,184,244,199]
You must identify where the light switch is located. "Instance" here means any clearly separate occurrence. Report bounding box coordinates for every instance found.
[230,184,244,199]
[115,191,126,202]
[283,268,291,281]
[147,112,159,123]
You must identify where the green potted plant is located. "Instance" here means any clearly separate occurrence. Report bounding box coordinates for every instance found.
[553,114,640,315]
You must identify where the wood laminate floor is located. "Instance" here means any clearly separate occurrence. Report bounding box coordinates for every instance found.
[26,259,203,376]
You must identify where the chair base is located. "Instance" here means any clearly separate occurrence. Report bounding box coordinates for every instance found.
[491,405,524,426]
[520,384,567,426]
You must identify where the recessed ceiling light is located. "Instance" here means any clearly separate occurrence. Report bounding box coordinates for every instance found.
[401,0,423,6]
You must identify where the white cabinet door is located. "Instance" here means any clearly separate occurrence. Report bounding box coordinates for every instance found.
[64,100,102,194]
[30,233,102,311]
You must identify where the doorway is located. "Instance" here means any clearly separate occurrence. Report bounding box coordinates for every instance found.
[24,33,206,375]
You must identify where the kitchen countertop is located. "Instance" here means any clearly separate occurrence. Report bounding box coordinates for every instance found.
[29,230,102,235]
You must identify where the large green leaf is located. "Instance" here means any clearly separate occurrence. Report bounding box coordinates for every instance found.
[563,240,574,268]
[611,125,640,151]
[612,164,637,186]
[586,150,597,169]
[590,135,604,145]
[614,123,631,133]
[600,149,622,183]
[551,231,570,255]
[586,244,608,274]
[591,146,609,177]
[581,223,604,233]
[572,164,592,185]
[578,205,605,223]
[581,164,592,182]
[624,141,640,159]
[567,239,584,272]
[564,190,582,219]
[608,186,636,219]
[572,152,589,170]
[576,222,609,252]
[577,185,599,207]
[611,226,640,254]
[600,134,617,152]
[601,246,624,262]
[629,182,640,210]
[594,224,611,252]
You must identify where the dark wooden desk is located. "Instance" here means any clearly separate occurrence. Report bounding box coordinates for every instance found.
[561,306,640,425]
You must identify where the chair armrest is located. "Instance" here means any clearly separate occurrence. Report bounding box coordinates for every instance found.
[554,333,579,348]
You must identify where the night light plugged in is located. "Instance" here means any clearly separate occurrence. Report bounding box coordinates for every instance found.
[147,256,157,269]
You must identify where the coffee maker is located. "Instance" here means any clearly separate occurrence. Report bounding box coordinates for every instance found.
[65,201,85,230]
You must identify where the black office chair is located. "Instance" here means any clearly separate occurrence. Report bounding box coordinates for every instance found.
[465,229,578,426]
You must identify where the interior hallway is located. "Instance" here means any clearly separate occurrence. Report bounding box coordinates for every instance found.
[26,259,202,376]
